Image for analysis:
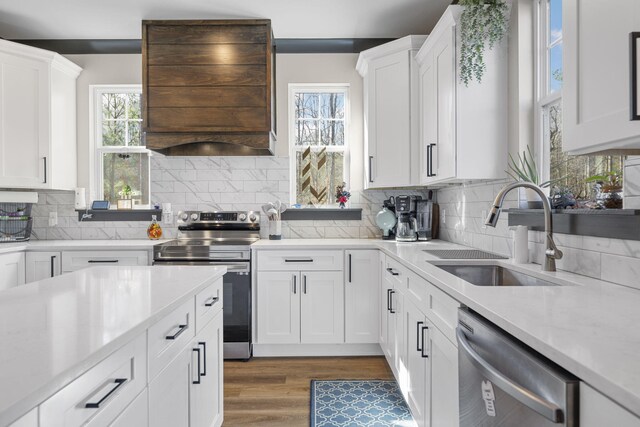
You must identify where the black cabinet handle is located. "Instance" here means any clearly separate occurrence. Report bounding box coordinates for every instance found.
[43,157,47,184]
[284,258,313,263]
[369,156,374,183]
[293,275,297,294]
[416,321,424,352]
[193,348,201,384]
[50,255,56,277]
[421,325,430,358]
[88,260,119,263]
[386,267,399,276]
[303,275,307,294]
[204,296,219,307]
[85,378,127,408]
[165,324,188,340]
[427,144,436,177]
[198,341,207,376]
[386,289,392,312]
[389,290,396,314]
[348,254,352,283]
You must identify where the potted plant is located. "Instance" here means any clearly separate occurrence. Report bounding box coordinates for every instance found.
[335,182,351,209]
[586,170,623,209]
[117,184,133,210]
[459,0,510,85]
[506,146,560,209]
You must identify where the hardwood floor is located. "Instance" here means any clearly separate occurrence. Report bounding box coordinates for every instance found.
[223,356,394,426]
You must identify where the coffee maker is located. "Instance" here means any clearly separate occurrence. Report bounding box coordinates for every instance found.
[415,199,433,241]
[395,195,418,242]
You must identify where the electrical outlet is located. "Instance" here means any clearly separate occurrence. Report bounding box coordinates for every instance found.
[481,210,487,229]
[442,209,446,225]
[48,211,58,227]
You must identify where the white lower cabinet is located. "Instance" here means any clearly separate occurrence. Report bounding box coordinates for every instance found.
[345,250,380,343]
[0,251,25,290]
[428,323,459,426]
[148,342,192,427]
[25,251,61,282]
[257,270,344,344]
[108,389,148,427]
[580,382,640,426]
[404,298,429,427]
[61,250,149,273]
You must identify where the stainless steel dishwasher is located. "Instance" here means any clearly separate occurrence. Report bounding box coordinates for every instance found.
[457,309,579,426]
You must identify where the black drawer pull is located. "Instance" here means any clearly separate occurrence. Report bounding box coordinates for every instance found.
[284,258,314,263]
[389,290,396,314]
[165,324,188,340]
[198,341,207,376]
[85,378,127,408]
[193,348,202,384]
[417,321,424,352]
[87,260,119,263]
[421,326,430,358]
[386,267,399,276]
[204,296,219,307]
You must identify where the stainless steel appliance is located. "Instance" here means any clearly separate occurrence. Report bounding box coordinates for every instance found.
[415,199,433,241]
[457,309,578,426]
[395,195,418,242]
[153,210,260,360]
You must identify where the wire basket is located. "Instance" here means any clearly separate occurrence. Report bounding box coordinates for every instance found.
[0,203,33,242]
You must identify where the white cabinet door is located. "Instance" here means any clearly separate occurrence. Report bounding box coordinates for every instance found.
[419,46,437,184]
[429,326,459,427]
[191,311,224,427]
[300,271,344,344]
[109,389,148,427]
[148,344,192,427]
[390,287,405,387]
[404,299,429,427]
[564,0,640,154]
[0,252,25,290]
[0,50,49,189]
[256,271,301,344]
[580,383,640,427]
[367,51,412,188]
[379,255,392,359]
[345,250,379,343]
[25,251,61,283]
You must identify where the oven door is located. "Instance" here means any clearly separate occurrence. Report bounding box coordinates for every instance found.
[153,260,252,360]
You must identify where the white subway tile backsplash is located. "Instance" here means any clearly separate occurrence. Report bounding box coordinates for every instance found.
[601,253,640,290]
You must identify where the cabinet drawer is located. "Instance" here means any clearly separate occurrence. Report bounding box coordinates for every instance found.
[40,334,147,427]
[257,250,343,271]
[426,284,460,344]
[195,278,223,334]
[406,269,428,307]
[148,298,195,381]
[62,251,149,272]
[383,256,408,291]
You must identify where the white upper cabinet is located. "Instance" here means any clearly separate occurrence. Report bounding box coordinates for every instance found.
[0,40,81,190]
[563,0,640,154]
[357,36,426,189]
[416,6,508,186]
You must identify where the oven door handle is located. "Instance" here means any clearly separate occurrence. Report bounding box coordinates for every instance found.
[456,328,563,423]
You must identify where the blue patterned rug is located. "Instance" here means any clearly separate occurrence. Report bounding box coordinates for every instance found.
[310,380,416,427]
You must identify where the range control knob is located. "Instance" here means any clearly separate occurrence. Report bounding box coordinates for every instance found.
[238,213,247,221]
[249,214,257,222]
[180,213,189,221]
[190,213,199,221]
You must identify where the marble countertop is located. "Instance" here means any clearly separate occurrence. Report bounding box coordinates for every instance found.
[0,265,225,426]
[0,239,168,255]
[253,238,640,417]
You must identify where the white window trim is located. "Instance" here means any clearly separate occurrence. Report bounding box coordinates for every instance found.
[534,0,562,188]
[89,84,151,208]
[288,83,351,206]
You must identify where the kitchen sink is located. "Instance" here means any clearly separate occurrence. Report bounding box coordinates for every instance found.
[433,264,559,287]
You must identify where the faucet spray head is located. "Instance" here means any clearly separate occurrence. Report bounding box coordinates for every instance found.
[484,206,501,228]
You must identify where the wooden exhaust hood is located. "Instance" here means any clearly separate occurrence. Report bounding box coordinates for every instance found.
[142,19,276,156]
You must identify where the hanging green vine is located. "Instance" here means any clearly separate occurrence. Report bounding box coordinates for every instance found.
[459,0,509,85]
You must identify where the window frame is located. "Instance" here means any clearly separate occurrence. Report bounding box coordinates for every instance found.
[89,84,151,208]
[288,83,351,206]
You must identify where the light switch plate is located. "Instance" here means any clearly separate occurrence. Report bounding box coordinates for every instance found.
[48,211,58,227]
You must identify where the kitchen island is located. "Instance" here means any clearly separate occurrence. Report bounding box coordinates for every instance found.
[0,265,225,427]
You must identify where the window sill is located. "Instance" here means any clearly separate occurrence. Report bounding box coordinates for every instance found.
[76,209,162,222]
[281,208,362,221]
[505,208,640,240]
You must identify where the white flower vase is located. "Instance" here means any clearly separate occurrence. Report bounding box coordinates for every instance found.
[269,220,282,240]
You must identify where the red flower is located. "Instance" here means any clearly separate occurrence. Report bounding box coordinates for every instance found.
[339,196,348,203]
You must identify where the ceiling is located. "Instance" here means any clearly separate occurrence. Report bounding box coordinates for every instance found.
[0,0,451,40]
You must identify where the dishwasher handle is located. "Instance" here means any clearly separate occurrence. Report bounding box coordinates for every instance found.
[456,328,563,423]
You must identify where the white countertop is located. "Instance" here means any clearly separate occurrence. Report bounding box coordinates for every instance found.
[0,265,225,426]
[253,238,640,417]
[0,239,168,255]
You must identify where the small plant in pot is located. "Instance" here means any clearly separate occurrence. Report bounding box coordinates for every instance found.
[506,146,561,209]
[586,171,623,209]
[459,0,510,85]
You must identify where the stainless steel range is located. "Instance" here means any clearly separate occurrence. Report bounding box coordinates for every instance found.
[153,210,260,360]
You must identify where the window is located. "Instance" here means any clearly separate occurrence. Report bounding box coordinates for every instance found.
[289,85,349,206]
[537,0,623,200]
[91,85,150,207]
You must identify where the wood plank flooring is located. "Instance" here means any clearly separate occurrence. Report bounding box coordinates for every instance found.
[223,356,393,426]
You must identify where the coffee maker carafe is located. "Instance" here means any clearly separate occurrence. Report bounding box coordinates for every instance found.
[395,195,418,242]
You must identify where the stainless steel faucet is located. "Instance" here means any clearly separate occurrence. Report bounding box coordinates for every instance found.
[485,182,563,272]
